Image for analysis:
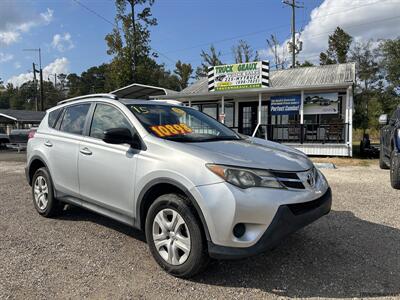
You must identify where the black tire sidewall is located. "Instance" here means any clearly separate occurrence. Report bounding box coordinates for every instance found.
[379,144,389,169]
[145,193,208,278]
[390,151,400,189]
[32,167,59,217]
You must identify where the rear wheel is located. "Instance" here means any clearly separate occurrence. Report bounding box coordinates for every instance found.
[32,167,63,217]
[379,144,390,169]
[390,151,400,189]
[145,193,209,278]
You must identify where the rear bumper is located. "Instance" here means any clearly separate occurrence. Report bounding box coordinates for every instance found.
[208,187,332,259]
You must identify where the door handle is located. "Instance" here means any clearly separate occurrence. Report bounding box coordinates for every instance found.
[80,147,92,155]
[44,140,53,147]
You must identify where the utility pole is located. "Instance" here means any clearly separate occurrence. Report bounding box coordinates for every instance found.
[48,73,57,88]
[32,63,38,111]
[130,0,136,83]
[283,0,303,68]
[24,48,44,110]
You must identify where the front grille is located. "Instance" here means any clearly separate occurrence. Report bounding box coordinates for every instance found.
[282,181,305,189]
[272,171,299,179]
[271,171,305,189]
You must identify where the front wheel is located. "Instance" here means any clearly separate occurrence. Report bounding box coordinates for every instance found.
[390,151,400,189]
[145,193,209,278]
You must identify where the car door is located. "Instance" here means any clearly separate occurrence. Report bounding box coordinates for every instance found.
[46,103,91,198]
[78,103,138,218]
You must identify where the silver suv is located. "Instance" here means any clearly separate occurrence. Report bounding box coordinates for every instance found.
[26,94,332,278]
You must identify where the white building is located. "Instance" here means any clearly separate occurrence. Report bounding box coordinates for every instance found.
[113,63,356,157]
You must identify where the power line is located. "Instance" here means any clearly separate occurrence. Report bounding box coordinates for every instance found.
[182,13,400,67]
[71,0,176,64]
[162,0,393,56]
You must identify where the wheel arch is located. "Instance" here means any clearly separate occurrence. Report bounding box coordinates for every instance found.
[27,155,49,185]
[136,178,211,241]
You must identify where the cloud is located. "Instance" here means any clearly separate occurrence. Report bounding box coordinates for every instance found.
[262,0,400,66]
[14,61,21,69]
[0,1,54,46]
[7,57,69,86]
[51,33,74,52]
[0,52,13,63]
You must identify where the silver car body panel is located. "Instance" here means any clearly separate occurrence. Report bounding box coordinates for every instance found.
[27,97,330,250]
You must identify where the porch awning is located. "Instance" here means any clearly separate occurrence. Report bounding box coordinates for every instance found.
[0,109,45,123]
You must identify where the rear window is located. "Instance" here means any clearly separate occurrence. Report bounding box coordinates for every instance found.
[48,108,62,128]
[59,104,91,135]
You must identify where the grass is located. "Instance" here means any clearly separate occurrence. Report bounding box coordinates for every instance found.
[310,142,378,167]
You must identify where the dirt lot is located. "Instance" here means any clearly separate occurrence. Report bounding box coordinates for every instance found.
[0,156,399,299]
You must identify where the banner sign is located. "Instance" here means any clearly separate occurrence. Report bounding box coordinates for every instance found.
[270,95,301,115]
[208,61,269,92]
[304,92,339,115]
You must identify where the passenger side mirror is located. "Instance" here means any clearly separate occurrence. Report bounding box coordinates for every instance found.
[103,128,141,149]
[379,114,388,125]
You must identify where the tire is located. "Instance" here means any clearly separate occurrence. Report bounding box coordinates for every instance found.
[32,167,63,217]
[379,144,390,169]
[145,193,209,278]
[390,151,400,189]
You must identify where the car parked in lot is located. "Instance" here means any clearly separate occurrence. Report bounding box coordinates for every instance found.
[0,129,9,148]
[26,94,332,277]
[379,110,400,189]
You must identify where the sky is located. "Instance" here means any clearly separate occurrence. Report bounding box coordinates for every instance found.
[1,0,400,87]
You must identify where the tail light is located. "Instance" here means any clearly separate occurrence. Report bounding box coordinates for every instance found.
[28,129,36,139]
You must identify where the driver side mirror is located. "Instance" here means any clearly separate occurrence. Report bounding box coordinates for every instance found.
[103,128,142,149]
[379,114,388,125]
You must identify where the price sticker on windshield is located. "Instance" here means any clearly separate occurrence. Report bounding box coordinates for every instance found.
[150,123,192,137]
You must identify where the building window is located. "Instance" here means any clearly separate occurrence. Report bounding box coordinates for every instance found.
[218,102,234,127]
[202,104,218,119]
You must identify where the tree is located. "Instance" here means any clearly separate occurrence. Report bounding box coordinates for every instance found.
[105,0,157,87]
[266,34,286,69]
[232,40,258,64]
[174,60,193,90]
[320,27,352,65]
[195,45,223,78]
[350,40,382,131]
[297,60,314,67]
[380,38,400,88]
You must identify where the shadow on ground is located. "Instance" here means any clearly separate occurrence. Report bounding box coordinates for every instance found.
[57,206,399,298]
[194,210,400,298]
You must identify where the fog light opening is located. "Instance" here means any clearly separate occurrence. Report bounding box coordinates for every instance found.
[233,223,246,238]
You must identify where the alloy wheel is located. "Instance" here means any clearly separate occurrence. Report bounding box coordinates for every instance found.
[34,176,49,211]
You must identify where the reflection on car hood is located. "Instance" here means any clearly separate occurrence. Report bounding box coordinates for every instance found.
[183,137,312,172]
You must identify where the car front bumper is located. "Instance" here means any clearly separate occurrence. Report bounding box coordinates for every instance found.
[207,187,332,259]
[189,169,331,258]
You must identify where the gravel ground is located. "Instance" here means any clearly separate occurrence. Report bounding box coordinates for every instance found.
[0,159,399,299]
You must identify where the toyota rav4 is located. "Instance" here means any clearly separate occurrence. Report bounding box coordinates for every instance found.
[26,94,332,278]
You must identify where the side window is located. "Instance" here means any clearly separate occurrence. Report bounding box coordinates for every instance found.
[59,104,90,135]
[48,108,62,128]
[89,104,131,139]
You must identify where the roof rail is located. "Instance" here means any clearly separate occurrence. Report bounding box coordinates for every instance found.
[57,93,119,105]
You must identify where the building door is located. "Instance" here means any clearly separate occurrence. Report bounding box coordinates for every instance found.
[238,101,268,137]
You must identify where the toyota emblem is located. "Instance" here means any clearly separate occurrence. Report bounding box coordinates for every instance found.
[307,172,315,187]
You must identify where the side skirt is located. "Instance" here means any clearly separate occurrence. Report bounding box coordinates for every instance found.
[57,193,138,228]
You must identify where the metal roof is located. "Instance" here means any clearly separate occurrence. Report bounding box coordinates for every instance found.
[0,109,46,123]
[155,63,355,99]
[111,83,180,99]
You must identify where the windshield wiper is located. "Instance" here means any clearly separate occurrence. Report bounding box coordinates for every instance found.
[197,136,242,142]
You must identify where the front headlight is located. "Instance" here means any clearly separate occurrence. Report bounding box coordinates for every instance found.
[206,164,284,189]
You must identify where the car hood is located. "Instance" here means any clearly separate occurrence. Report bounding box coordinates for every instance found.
[178,137,313,172]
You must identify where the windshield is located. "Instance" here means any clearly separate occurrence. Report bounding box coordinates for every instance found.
[126,104,241,142]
